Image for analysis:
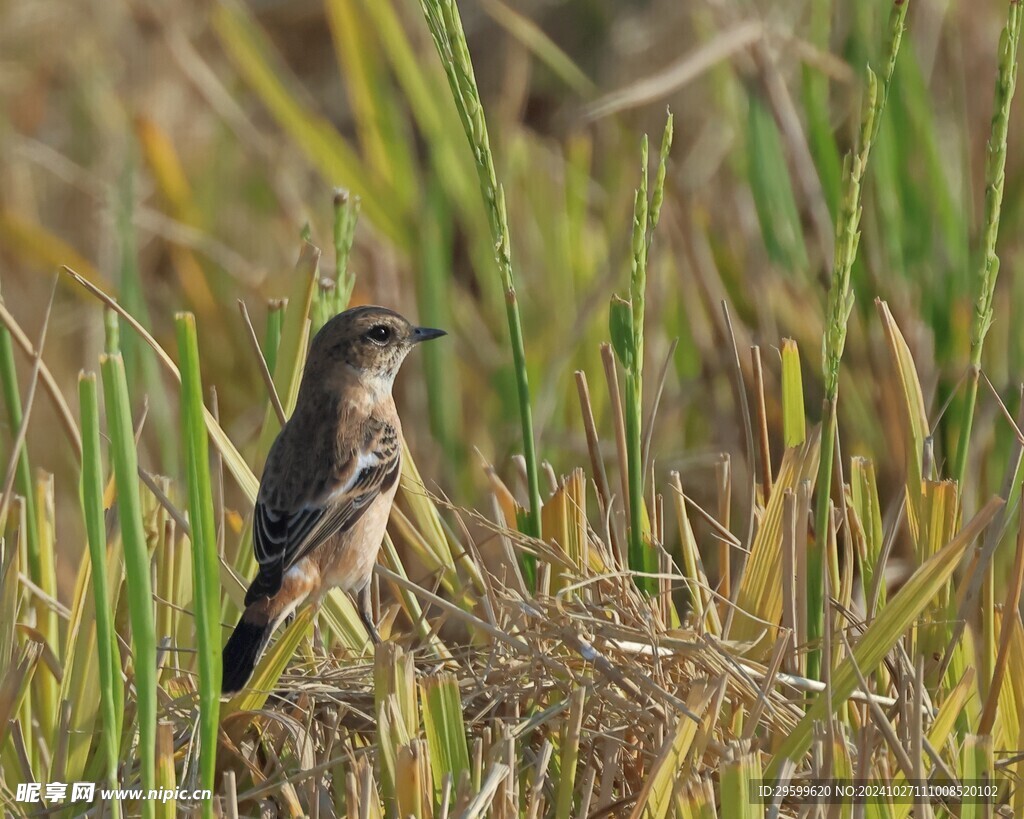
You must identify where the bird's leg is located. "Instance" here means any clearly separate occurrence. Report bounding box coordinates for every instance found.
[311,597,325,651]
[357,583,381,645]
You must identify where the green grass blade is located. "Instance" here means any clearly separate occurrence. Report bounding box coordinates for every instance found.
[781,339,806,448]
[0,502,19,682]
[175,313,221,811]
[876,299,930,542]
[32,475,59,756]
[421,672,470,800]
[801,0,842,220]
[850,456,884,612]
[263,299,285,379]
[555,687,586,817]
[76,373,123,815]
[100,321,157,817]
[746,95,808,273]
[375,643,418,808]
[961,734,994,819]
[0,318,39,579]
[332,189,360,310]
[720,745,761,819]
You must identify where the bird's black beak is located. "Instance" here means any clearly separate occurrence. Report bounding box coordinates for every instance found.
[411,326,447,343]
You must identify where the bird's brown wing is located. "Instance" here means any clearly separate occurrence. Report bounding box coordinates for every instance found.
[247,419,401,605]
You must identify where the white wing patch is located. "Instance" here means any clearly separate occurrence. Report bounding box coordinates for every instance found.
[327,448,381,501]
[247,419,401,603]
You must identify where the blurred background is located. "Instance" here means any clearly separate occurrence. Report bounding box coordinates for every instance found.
[2,0,1021,595]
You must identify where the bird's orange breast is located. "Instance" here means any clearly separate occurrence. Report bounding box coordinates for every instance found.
[313,477,400,597]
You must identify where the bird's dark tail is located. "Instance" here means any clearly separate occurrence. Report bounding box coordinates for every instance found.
[221,608,274,695]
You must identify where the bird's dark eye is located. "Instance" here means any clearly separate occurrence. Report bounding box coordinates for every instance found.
[366,325,391,345]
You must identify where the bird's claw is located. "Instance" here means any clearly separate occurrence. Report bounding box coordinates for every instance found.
[360,610,382,645]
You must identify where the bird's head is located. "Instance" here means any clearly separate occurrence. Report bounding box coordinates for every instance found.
[305,305,446,396]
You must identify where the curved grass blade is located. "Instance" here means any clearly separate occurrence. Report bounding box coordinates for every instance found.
[62,265,259,504]
[876,299,930,542]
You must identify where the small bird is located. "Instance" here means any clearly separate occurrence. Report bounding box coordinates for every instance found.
[221,305,446,694]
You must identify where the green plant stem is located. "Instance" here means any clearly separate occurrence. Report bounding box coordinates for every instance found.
[625,144,650,595]
[419,0,542,540]
[333,188,360,311]
[612,118,672,596]
[263,299,285,378]
[954,0,1022,491]
[504,289,542,539]
[810,0,906,681]
[624,370,647,589]
[78,373,123,818]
